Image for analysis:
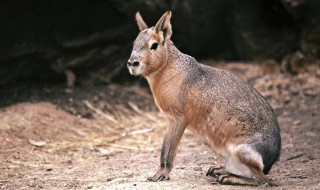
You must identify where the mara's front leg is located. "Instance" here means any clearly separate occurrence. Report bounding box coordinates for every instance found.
[148,119,186,182]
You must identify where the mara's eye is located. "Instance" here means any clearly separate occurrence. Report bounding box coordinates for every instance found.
[150,42,158,50]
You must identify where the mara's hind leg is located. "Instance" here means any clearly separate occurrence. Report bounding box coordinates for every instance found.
[206,166,227,177]
[217,173,263,186]
[217,166,268,186]
[218,145,269,186]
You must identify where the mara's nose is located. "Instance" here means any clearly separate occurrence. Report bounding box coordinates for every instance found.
[127,61,140,67]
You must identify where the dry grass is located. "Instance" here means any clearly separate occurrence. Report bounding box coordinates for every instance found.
[45,101,168,153]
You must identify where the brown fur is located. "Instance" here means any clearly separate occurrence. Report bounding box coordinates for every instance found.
[127,11,281,186]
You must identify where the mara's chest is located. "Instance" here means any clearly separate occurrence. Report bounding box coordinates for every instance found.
[149,77,186,116]
[152,85,180,113]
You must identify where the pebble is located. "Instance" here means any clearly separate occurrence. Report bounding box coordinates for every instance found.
[177,166,186,169]
[282,143,294,149]
[306,132,316,137]
[293,120,301,125]
[284,96,291,104]
[193,166,202,171]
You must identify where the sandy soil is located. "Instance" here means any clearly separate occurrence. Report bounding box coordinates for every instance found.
[0,62,319,190]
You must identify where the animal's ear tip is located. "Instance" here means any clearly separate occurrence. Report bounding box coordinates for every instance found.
[135,11,148,31]
[166,11,172,17]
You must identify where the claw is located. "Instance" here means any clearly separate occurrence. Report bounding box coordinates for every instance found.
[217,174,230,183]
[158,174,165,181]
[148,173,170,182]
[206,168,214,176]
[147,175,158,182]
[206,166,224,177]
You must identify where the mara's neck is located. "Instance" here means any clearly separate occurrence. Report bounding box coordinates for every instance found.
[146,41,191,88]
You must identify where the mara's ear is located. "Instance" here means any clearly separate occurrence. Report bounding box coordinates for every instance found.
[154,11,172,44]
[135,12,148,31]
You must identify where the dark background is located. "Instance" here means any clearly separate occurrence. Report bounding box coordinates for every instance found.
[0,0,319,86]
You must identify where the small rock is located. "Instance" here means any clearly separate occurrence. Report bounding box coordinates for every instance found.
[190,184,197,188]
[293,120,301,125]
[304,90,318,97]
[282,143,294,149]
[87,184,93,189]
[177,166,186,169]
[193,166,202,171]
[282,111,290,116]
[306,132,316,137]
[188,143,196,148]
[28,139,46,147]
[96,148,114,156]
[284,96,291,104]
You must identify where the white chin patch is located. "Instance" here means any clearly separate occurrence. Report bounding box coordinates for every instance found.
[128,68,140,76]
[128,68,134,75]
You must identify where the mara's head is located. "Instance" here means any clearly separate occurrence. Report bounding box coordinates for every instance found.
[127,11,172,76]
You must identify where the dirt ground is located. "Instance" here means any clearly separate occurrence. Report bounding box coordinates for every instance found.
[0,62,319,190]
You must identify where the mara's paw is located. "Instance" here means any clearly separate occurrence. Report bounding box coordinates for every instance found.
[206,166,226,177]
[217,173,261,186]
[147,170,170,182]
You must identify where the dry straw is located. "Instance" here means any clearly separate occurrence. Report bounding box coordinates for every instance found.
[46,101,167,153]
